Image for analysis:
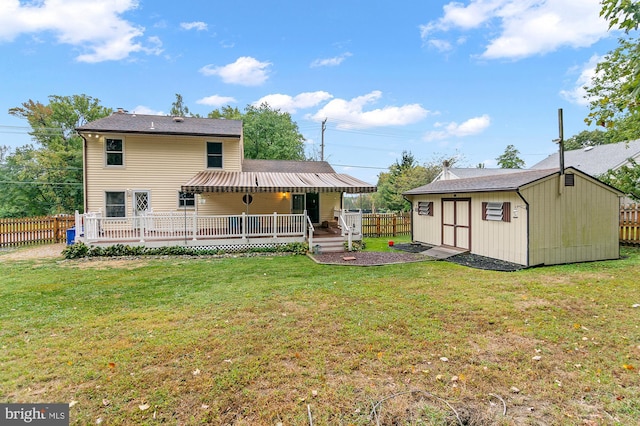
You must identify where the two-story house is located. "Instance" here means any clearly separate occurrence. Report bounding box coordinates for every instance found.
[75,111,376,250]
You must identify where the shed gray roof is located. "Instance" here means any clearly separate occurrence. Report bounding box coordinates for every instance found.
[435,167,528,181]
[404,168,559,195]
[76,112,242,137]
[531,139,640,175]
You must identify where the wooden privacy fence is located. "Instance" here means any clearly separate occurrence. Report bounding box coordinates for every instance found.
[620,203,640,246]
[0,215,75,248]
[362,212,411,237]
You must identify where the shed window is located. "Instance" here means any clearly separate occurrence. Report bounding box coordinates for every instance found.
[482,201,511,222]
[417,201,433,216]
[564,174,575,186]
[207,142,223,168]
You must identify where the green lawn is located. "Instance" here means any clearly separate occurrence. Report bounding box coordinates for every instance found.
[1,241,639,425]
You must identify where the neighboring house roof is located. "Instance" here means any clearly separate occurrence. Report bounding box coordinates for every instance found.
[76,112,242,137]
[405,168,562,195]
[434,167,527,181]
[530,139,640,176]
[182,170,377,194]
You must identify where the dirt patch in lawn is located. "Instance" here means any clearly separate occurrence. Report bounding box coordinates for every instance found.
[0,243,66,262]
[308,251,429,266]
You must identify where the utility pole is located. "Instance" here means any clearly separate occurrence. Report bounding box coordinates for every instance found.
[321,118,327,161]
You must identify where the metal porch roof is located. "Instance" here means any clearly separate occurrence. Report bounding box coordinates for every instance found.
[182,171,377,194]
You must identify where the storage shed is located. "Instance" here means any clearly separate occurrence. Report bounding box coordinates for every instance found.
[403,167,623,267]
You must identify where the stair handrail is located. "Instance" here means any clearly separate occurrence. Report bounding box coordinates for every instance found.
[338,213,353,251]
[305,211,315,250]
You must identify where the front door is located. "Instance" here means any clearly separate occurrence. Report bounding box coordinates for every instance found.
[442,198,471,250]
[306,193,320,224]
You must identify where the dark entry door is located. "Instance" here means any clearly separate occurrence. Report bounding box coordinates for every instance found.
[442,198,471,250]
[306,193,320,223]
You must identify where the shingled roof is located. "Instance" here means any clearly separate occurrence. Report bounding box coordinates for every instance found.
[404,168,559,195]
[76,112,242,138]
[531,139,640,176]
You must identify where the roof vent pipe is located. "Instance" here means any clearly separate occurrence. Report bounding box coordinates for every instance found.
[553,108,565,175]
[173,116,184,123]
[442,160,451,181]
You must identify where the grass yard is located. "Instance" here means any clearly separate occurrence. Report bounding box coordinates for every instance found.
[1,241,639,425]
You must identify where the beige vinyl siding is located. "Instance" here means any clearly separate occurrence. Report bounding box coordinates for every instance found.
[411,195,443,246]
[410,192,528,265]
[195,192,340,218]
[85,134,241,214]
[521,172,620,266]
[319,193,341,223]
[470,192,527,265]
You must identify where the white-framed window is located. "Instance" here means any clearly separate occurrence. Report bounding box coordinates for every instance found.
[105,138,124,166]
[105,191,126,217]
[417,201,433,216]
[482,202,511,222]
[178,191,195,208]
[206,142,223,168]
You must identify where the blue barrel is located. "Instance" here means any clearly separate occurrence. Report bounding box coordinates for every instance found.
[66,227,76,245]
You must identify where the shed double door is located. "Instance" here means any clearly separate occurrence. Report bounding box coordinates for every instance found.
[442,198,471,250]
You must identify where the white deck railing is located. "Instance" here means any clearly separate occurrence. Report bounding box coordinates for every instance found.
[82,211,307,243]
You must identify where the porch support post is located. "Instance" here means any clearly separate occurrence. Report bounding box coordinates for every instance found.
[241,212,247,239]
[273,212,278,238]
[192,212,198,241]
[139,215,145,243]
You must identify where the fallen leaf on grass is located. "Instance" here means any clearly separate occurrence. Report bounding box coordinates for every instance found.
[69,400,78,407]
[107,362,115,369]
[622,364,635,370]
[192,368,201,376]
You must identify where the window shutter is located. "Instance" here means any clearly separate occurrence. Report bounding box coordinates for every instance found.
[482,202,487,221]
[503,202,511,222]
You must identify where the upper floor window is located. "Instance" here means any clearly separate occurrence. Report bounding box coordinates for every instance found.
[207,142,223,168]
[106,138,124,166]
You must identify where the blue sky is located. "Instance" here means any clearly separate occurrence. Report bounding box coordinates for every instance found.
[0,0,620,184]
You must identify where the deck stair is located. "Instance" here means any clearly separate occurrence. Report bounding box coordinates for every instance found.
[312,223,345,253]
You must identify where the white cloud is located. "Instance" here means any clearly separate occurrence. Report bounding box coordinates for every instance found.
[310,52,352,68]
[253,91,333,113]
[307,91,430,129]
[200,56,271,86]
[423,114,491,141]
[421,0,609,60]
[180,21,207,31]
[0,0,161,63]
[560,54,602,106]
[196,95,237,107]
[130,105,165,115]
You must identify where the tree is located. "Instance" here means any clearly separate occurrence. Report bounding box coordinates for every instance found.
[241,103,306,160]
[170,93,201,117]
[564,129,611,150]
[205,101,306,160]
[1,95,111,216]
[598,158,640,200]
[585,1,640,131]
[496,145,525,168]
[374,151,452,212]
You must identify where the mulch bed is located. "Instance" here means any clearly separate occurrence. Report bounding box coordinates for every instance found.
[309,243,525,271]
